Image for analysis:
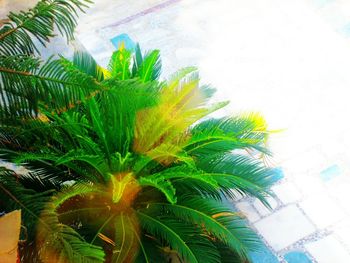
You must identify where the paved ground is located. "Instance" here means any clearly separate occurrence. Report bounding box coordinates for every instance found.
[3,0,350,262]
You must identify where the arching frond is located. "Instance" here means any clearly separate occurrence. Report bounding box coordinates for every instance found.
[132,44,161,82]
[215,241,243,263]
[0,0,91,56]
[112,213,139,263]
[0,168,54,233]
[82,79,160,160]
[138,175,177,204]
[146,197,259,261]
[133,69,228,164]
[32,184,105,262]
[73,51,108,81]
[158,218,221,263]
[134,235,167,263]
[186,113,270,157]
[38,207,105,263]
[180,197,259,252]
[136,211,200,263]
[197,153,278,205]
[0,171,97,262]
[108,47,132,80]
[0,55,102,122]
[137,50,161,82]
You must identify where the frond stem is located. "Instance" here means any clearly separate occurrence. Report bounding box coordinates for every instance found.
[90,214,115,245]
[0,182,50,229]
[0,24,23,41]
[0,66,100,86]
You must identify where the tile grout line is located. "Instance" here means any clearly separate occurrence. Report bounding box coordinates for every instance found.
[101,0,182,29]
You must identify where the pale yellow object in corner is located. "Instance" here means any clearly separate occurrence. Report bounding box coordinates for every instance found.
[0,210,21,263]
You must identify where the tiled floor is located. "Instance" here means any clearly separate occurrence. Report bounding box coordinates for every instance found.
[3,0,350,262]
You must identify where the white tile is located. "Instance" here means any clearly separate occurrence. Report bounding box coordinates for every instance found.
[235,201,260,222]
[281,148,327,174]
[272,182,302,204]
[305,235,350,263]
[252,197,278,216]
[300,194,345,229]
[293,175,326,198]
[327,181,350,216]
[254,205,316,251]
[333,219,350,250]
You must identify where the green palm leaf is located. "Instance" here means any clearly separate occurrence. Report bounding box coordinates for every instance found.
[108,48,132,80]
[136,211,199,263]
[146,198,258,260]
[112,213,138,263]
[197,154,277,205]
[138,176,177,204]
[73,51,107,82]
[186,114,270,156]
[0,0,91,55]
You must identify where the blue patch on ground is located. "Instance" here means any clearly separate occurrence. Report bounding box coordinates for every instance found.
[341,23,350,37]
[249,244,279,263]
[313,0,335,8]
[110,33,136,50]
[271,167,284,182]
[284,251,312,263]
[320,164,341,182]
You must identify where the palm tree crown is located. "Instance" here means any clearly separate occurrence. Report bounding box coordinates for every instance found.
[0,1,278,262]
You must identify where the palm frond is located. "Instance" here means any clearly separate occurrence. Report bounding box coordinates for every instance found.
[215,241,243,263]
[131,44,161,82]
[38,210,105,263]
[146,166,219,189]
[158,217,221,263]
[197,154,278,205]
[36,184,105,262]
[134,235,167,263]
[73,51,108,81]
[133,69,227,164]
[108,46,132,80]
[138,175,177,204]
[0,55,41,120]
[0,55,102,122]
[83,79,160,160]
[147,197,259,260]
[56,150,109,180]
[0,168,58,262]
[0,168,54,234]
[112,213,139,263]
[0,0,91,56]
[186,113,270,157]
[138,50,161,82]
[136,211,199,263]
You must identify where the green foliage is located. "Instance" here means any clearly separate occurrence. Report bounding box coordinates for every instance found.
[0,0,91,56]
[0,1,278,263]
[0,0,96,122]
[132,44,161,81]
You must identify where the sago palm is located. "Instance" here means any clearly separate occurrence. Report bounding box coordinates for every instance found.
[0,1,278,262]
